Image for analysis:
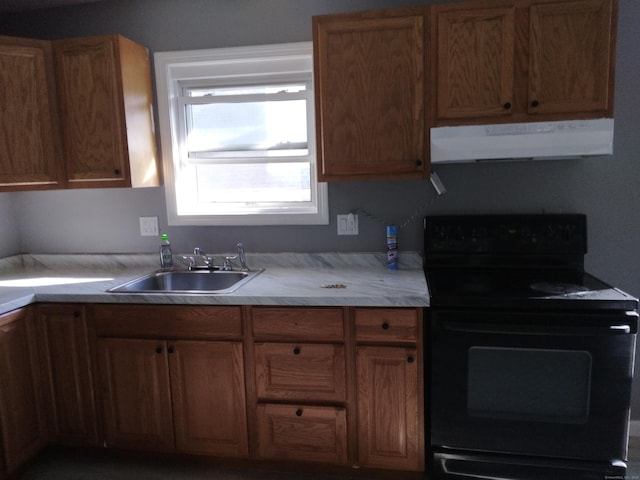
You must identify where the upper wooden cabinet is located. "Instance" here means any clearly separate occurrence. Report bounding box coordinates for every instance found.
[53,34,159,188]
[313,7,429,181]
[432,0,616,125]
[0,36,65,191]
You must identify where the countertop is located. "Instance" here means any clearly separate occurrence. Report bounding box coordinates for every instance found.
[0,253,429,315]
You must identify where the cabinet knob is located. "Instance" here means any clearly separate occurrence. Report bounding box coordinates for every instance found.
[503,102,512,110]
[530,100,539,108]
[73,311,81,318]
[168,346,175,354]
[382,322,390,330]
[155,346,162,354]
[295,408,303,417]
[407,356,415,363]
[415,159,423,167]
[293,347,301,355]
[114,169,121,176]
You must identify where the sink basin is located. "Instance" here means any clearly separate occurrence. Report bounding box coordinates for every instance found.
[108,269,263,294]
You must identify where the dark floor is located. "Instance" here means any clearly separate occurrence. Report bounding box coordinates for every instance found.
[14,447,415,480]
[13,443,640,480]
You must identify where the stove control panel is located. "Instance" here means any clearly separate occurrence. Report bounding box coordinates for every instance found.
[424,214,587,254]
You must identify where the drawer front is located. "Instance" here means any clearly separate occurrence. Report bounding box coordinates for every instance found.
[252,307,344,342]
[255,343,346,402]
[256,404,348,464]
[91,305,242,339]
[354,308,419,343]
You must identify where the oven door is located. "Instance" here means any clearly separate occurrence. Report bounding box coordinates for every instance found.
[430,308,637,461]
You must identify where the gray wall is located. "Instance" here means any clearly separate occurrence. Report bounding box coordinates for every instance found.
[1,0,640,413]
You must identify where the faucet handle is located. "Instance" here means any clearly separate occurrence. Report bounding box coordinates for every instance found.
[194,247,203,255]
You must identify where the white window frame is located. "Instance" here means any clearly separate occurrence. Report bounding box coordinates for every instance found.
[154,42,328,226]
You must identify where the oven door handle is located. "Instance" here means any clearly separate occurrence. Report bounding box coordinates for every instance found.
[439,320,637,336]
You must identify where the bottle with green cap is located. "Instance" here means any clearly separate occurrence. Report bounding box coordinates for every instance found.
[159,233,173,268]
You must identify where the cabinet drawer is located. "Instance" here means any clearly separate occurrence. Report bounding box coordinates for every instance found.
[256,404,347,464]
[354,308,419,343]
[91,305,242,339]
[252,307,344,342]
[255,343,346,402]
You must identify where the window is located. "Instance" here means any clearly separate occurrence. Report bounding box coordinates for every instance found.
[154,43,328,226]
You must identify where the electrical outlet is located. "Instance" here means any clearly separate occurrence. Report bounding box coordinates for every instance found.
[337,214,359,235]
[139,216,159,237]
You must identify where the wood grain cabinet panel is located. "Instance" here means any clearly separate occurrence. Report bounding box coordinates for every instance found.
[53,34,159,188]
[313,7,428,181]
[255,343,346,402]
[170,341,248,457]
[432,0,616,125]
[0,308,47,474]
[36,304,99,446]
[354,308,418,343]
[356,346,421,471]
[0,36,64,191]
[256,404,348,464]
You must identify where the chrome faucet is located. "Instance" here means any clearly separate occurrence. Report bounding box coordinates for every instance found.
[184,247,214,270]
[237,243,248,271]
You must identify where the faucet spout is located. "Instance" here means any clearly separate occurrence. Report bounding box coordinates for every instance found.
[237,243,248,271]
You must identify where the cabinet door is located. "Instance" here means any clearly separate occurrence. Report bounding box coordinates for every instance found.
[97,338,174,451]
[357,346,421,471]
[255,343,346,402]
[313,9,427,181]
[170,341,249,457]
[36,304,99,445]
[54,35,128,187]
[0,308,47,473]
[0,36,64,191]
[256,404,348,464]
[528,0,614,116]
[432,4,515,121]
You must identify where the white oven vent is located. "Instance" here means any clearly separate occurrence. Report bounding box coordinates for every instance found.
[430,118,614,164]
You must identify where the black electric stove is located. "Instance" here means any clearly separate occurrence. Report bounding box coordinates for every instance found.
[425,214,639,480]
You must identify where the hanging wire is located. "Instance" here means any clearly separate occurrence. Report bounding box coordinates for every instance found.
[350,184,443,230]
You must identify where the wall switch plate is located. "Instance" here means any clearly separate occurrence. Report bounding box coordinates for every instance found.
[139,216,159,236]
[337,214,359,235]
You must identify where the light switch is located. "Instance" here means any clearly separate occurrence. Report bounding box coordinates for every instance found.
[139,216,159,236]
[337,214,358,235]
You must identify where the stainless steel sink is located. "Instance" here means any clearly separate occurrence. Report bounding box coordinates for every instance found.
[108,269,263,294]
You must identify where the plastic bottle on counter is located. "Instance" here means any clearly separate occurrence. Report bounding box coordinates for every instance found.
[386,225,398,270]
[159,233,173,268]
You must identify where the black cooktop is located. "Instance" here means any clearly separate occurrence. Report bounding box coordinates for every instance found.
[426,268,638,311]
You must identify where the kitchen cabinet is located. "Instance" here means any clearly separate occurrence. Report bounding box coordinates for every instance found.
[354,308,423,471]
[252,307,349,464]
[0,36,65,191]
[0,308,47,474]
[36,304,99,446]
[432,0,615,125]
[313,7,429,181]
[53,34,159,188]
[92,305,248,457]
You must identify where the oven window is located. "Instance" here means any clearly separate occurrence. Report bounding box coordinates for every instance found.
[467,347,592,424]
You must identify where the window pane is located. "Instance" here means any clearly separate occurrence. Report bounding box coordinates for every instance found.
[195,163,311,204]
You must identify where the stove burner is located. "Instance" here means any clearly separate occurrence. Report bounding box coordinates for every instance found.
[531,282,590,295]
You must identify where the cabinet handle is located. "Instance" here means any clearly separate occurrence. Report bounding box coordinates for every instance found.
[168,346,175,354]
[530,100,539,108]
[503,102,511,109]
[73,311,81,318]
[295,408,303,417]
[382,322,390,330]
[114,169,121,176]
[407,356,414,363]
[293,347,301,355]
[155,346,162,354]
[415,159,423,167]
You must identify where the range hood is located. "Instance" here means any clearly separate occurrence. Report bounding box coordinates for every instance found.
[430,118,614,164]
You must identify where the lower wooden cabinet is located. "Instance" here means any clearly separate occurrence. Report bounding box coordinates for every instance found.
[0,308,47,474]
[93,305,249,457]
[36,304,99,446]
[256,404,348,464]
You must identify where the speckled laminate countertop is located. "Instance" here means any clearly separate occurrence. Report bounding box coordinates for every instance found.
[0,253,429,315]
